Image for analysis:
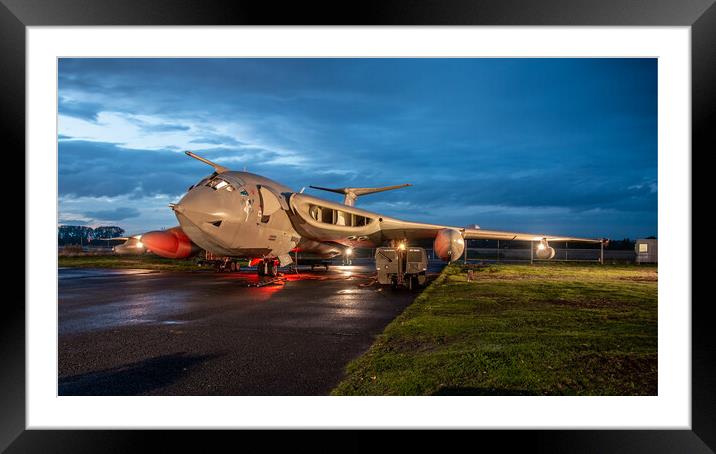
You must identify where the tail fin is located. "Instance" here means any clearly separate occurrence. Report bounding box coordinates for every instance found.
[309,184,411,206]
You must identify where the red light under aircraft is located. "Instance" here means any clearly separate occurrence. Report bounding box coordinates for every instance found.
[133,151,603,276]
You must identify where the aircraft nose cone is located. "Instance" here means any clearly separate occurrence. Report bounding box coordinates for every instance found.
[174,189,207,220]
[173,187,224,231]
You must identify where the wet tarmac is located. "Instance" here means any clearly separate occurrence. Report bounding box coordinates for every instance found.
[58,261,444,395]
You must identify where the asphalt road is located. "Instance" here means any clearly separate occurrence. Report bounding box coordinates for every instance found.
[58,261,444,395]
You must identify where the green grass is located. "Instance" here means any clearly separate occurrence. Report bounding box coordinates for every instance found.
[332,262,657,396]
[58,254,210,271]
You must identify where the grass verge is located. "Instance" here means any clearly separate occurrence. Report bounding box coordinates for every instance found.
[58,254,208,271]
[332,262,657,396]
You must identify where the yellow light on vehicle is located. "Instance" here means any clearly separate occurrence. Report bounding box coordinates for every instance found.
[136,241,144,248]
[398,243,406,250]
[537,243,545,251]
[346,248,353,256]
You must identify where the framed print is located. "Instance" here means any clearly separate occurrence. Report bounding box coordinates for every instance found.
[5,0,712,450]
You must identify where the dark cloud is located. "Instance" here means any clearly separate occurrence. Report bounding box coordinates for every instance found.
[58,97,103,122]
[189,134,245,146]
[140,123,191,133]
[84,207,141,221]
[58,141,209,198]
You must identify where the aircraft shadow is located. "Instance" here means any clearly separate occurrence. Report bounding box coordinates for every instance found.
[59,352,220,396]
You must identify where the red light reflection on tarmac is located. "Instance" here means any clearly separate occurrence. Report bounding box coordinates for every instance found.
[251,282,284,301]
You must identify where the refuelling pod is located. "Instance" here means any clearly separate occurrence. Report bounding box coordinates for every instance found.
[433,228,465,262]
[141,228,201,259]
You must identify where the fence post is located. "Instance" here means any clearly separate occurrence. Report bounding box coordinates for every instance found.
[497,239,500,263]
[530,241,534,264]
[600,241,604,264]
[464,239,468,265]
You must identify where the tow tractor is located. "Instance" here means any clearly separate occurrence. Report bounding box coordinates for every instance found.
[375,245,428,290]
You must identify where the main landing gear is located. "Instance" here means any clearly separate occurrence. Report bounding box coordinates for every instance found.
[257,258,279,277]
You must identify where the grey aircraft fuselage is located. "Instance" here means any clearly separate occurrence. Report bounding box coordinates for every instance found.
[172,151,603,265]
[174,170,307,262]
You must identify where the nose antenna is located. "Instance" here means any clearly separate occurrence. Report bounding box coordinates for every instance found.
[184,151,229,174]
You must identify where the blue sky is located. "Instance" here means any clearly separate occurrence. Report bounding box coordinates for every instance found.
[58,58,657,238]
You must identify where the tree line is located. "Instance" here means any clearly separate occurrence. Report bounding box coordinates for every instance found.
[58,225,125,246]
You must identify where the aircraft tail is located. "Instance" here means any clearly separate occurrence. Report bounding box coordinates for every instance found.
[309,184,411,206]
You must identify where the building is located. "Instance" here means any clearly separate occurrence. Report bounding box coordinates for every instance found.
[635,238,658,264]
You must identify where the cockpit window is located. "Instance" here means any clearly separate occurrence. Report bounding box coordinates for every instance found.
[206,177,235,191]
[240,188,249,196]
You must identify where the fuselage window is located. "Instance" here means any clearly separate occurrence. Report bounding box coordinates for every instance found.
[307,204,373,227]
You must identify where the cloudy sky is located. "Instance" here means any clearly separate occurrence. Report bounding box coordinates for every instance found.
[58,58,657,238]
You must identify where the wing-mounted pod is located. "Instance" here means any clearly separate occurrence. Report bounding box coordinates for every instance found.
[535,238,556,260]
[309,184,411,206]
[433,228,465,262]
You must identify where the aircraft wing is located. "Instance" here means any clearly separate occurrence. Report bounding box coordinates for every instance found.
[379,218,602,243]
[460,227,602,243]
[287,193,602,262]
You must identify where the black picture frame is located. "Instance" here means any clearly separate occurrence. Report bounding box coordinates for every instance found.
[4,0,710,450]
